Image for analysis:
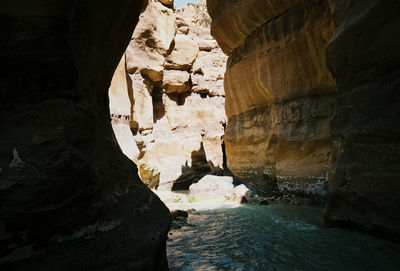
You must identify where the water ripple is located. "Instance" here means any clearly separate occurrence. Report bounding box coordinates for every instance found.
[168,205,400,271]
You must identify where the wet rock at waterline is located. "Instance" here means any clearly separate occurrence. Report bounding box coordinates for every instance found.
[0,0,170,269]
[170,210,189,230]
[109,0,228,191]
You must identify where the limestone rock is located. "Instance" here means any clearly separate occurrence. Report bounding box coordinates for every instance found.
[126,0,176,82]
[233,184,252,202]
[110,0,227,192]
[162,70,191,93]
[165,34,199,70]
[208,0,336,197]
[188,175,235,201]
[188,175,252,203]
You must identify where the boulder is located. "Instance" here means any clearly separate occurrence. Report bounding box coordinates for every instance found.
[188,175,252,202]
[165,34,199,70]
[162,70,191,93]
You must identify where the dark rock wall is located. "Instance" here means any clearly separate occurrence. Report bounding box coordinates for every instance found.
[324,0,400,238]
[0,0,170,269]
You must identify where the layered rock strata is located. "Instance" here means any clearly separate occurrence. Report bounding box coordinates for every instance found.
[109,0,228,191]
[324,0,400,239]
[207,0,336,197]
[208,0,400,238]
[0,0,169,269]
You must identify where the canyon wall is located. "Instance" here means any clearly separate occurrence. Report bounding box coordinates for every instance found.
[207,0,336,197]
[0,0,169,269]
[109,0,228,191]
[324,0,400,239]
[208,0,400,237]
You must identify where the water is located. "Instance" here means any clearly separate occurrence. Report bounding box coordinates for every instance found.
[167,205,400,271]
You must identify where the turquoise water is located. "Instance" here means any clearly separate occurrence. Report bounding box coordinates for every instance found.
[167,205,400,271]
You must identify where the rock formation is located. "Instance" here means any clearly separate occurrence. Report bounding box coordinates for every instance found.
[109,0,228,191]
[207,0,400,238]
[324,0,400,239]
[0,0,169,269]
[207,0,337,197]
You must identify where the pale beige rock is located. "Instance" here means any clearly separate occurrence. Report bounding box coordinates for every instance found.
[109,55,131,116]
[165,34,199,70]
[126,43,164,82]
[110,0,227,192]
[162,70,191,93]
[130,73,154,130]
[188,175,235,200]
[233,184,252,202]
[126,0,176,82]
[188,175,252,202]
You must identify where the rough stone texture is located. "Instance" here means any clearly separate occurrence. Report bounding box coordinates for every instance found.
[164,34,199,71]
[208,0,400,238]
[109,0,228,191]
[163,70,191,93]
[188,175,252,202]
[0,0,170,270]
[208,0,336,196]
[323,0,400,238]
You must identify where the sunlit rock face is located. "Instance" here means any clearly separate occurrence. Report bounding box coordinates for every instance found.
[109,0,228,191]
[0,0,170,270]
[207,0,336,197]
[324,0,400,238]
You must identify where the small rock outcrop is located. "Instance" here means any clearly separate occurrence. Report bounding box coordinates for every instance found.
[109,0,228,191]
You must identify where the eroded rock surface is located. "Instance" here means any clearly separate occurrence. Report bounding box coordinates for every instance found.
[208,0,400,238]
[207,0,336,197]
[0,0,169,269]
[110,0,228,191]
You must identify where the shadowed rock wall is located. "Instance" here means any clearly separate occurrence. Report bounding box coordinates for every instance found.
[0,0,170,269]
[324,0,400,239]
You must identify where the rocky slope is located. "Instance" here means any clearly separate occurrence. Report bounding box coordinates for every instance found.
[0,0,169,269]
[208,0,400,238]
[109,0,228,191]
[207,0,336,197]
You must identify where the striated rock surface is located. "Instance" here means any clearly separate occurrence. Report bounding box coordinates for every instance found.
[324,0,400,238]
[109,0,228,191]
[0,0,170,270]
[208,0,336,197]
[208,0,400,238]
